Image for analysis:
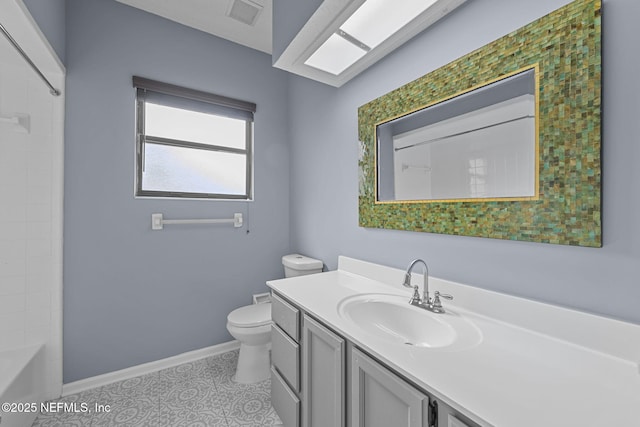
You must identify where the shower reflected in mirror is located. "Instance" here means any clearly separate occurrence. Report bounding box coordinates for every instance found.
[376,67,538,202]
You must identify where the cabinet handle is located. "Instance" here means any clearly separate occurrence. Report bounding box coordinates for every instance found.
[429,399,438,427]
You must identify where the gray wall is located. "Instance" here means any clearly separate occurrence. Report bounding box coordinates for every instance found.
[23,0,66,63]
[288,0,640,325]
[64,0,290,382]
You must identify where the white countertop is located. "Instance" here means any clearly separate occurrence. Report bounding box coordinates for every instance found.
[267,256,640,427]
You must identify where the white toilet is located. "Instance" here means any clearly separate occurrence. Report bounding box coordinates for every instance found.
[226,254,323,383]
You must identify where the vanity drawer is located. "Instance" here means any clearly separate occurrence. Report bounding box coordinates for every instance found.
[272,292,300,341]
[271,324,300,391]
[271,366,300,427]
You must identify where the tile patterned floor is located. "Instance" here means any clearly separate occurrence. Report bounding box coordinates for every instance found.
[32,350,283,426]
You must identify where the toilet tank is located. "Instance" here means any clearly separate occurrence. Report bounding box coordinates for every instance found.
[282,254,323,278]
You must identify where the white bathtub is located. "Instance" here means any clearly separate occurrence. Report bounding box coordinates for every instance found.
[0,344,46,427]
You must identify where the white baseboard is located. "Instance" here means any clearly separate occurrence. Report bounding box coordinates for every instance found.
[62,340,240,397]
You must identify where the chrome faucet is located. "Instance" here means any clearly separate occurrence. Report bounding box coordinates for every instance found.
[401,259,453,313]
[402,259,430,306]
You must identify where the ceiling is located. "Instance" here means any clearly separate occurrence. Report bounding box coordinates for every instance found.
[115,0,273,54]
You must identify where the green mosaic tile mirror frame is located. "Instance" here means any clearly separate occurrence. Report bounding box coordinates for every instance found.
[357,0,601,247]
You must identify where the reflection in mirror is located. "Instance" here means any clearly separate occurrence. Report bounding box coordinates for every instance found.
[376,67,538,202]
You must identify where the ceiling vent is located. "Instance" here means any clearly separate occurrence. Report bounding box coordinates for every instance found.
[226,0,263,26]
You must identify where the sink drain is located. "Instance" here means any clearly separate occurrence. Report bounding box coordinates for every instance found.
[404,342,414,346]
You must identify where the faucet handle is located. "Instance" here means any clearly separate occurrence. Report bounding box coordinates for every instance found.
[431,291,453,313]
[434,291,453,300]
[408,285,422,306]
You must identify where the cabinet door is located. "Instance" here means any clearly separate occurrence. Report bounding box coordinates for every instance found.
[302,314,345,427]
[351,347,430,427]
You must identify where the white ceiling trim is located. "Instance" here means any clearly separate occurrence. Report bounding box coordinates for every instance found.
[273,0,467,87]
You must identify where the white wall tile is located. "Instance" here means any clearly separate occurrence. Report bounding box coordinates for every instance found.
[26,306,51,329]
[26,290,51,309]
[0,221,27,240]
[0,202,26,222]
[26,87,52,140]
[0,292,26,313]
[25,324,50,345]
[26,273,51,294]
[51,278,62,307]
[0,254,26,277]
[46,357,63,399]
[0,310,25,332]
[0,152,28,183]
[0,275,26,295]
[26,221,51,240]
[27,185,53,205]
[0,329,25,352]
[27,239,52,257]
[0,183,28,205]
[42,341,59,368]
[0,127,29,150]
[0,68,28,112]
[27,152,53,185]
[1,51,63,399]
[26,255,53,278]
[26,203,51,222]
[0,236,27,254]
[26,133,54,154]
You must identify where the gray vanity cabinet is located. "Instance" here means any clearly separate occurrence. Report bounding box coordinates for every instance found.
[270,291,477,427]
[350,347,431,427]
[271,293,301,427]
[302,314,345,427]
[271,293,345,427]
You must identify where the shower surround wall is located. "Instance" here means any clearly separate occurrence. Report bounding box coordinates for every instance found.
[0,54,64,398]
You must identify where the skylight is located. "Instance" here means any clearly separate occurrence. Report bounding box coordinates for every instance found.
[304,0,440,75]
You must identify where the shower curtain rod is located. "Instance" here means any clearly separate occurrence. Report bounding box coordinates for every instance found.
[0,22,61,96]
[394,114,534,152]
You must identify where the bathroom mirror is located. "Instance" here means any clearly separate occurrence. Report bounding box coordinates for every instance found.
[376,67,538,203]
[357,0,601,247]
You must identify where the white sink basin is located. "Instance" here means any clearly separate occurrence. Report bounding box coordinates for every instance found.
[338,293,482,350]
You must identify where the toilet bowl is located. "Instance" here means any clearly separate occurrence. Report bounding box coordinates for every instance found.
[226,254,323,384]
[226,302,272,383]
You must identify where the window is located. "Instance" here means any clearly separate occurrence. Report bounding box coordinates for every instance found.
[133,77,255,199]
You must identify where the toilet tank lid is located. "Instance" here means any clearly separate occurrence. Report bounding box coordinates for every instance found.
[282,254,323,270]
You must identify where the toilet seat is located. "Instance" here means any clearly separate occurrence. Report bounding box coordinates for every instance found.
[227,302,271,328]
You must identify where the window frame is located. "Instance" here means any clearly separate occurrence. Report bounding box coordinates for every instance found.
[133,77,256,200]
